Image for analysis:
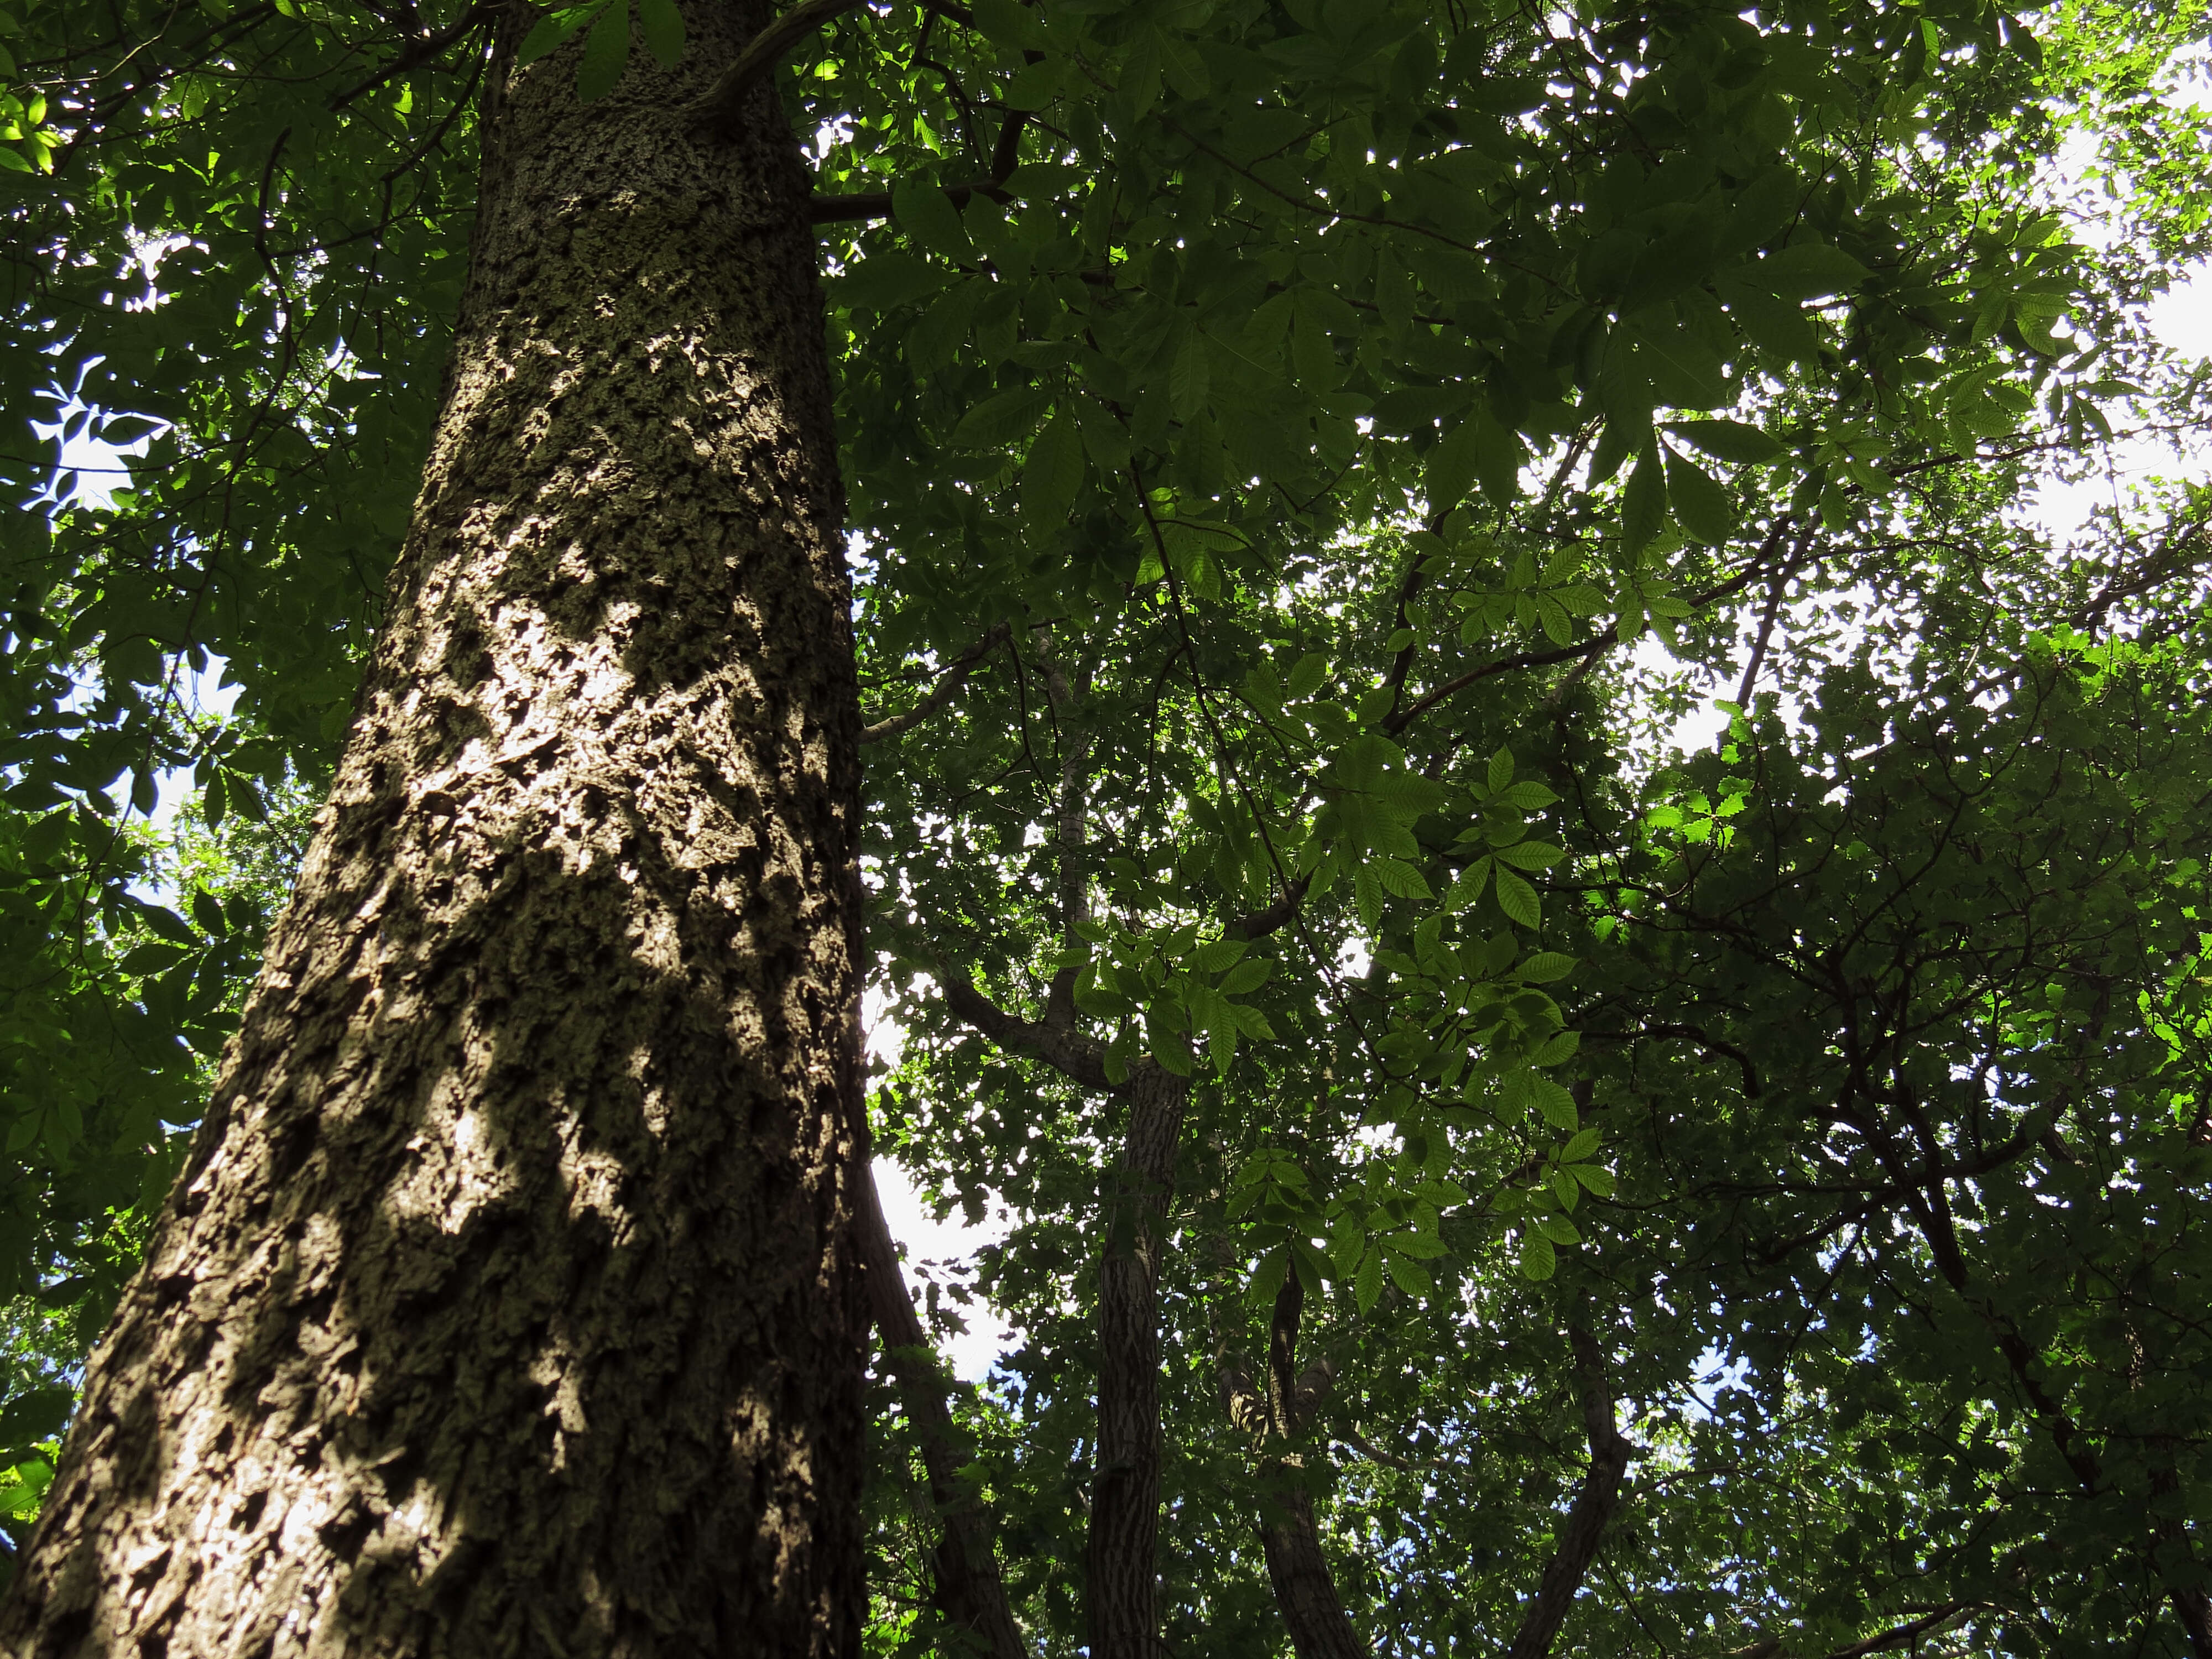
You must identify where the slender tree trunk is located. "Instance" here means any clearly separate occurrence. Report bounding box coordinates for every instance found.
[0,7,868,1656]
[1503,1326,1632,1659]
[856,1166,1025,1659]
[1253,1280,1365,1659]
[1088,1065,1186,1659]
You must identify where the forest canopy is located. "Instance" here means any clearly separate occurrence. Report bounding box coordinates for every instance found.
[0,0,2209,1654]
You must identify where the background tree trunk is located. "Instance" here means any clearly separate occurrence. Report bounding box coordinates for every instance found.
[1255,1280,1365,1659]
[1088,1065,1186,1659]
[856,1166,1025,1659]
[0,5,867,1655]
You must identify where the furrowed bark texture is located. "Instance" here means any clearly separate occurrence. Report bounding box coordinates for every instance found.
[0,7,867,1656]
[1088,1064,1187,1659]
[855,1167,1024,1659]
[1255,1280,1364,1659]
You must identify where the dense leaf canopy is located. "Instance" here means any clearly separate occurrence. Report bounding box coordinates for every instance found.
[0,0,2208,1652]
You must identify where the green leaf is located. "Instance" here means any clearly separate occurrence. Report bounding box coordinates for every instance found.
[1384,1252,1432,1296]
[1355,1246,1384,1312]
[1533,1077,1578,1131]
[971,0,1046,49]
[518,2,605,66]
[1021,414,1084,526]
[1193,938,1249,974]
[119,943,187,976]
[1562,1127,1603,1161]
[1663,419,1785,465]
[951,387,1050,448]
[637,0,685,68]
[1171,326,1210,422]
[1519,1232,1556,1281]
[892,180,974,261]
[1426,419,1481,515]
[1639,330,1729,410]
[1286,653,1329,700]
[1447,857,1492,910]
[1750,241,1870,301]
[1219,957,1272,995]
[576,0,632,103]
[1155,26,1209,99]
[836,252,947,313]
[1491,841,1561,871]
[1374,858,1433,901]
[137,904,197,945]
[1516,950,1577,982]
[1621,444,1667,554]
[1665,447,1738,544]
[1569,1164,1616,1197]
[1493,867,1541,930]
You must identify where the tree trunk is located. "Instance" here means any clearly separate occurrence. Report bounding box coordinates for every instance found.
[856,1166,1025,1659]
[0,7,867,1656]
[1087,1064,1186,1659]
[1255,1279,1365,1659]
[1503,1326,1632,1659]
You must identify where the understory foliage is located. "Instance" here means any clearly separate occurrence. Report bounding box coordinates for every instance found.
[1,0,2209,1652]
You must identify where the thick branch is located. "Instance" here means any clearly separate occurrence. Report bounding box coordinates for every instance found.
[692,0,868,135]
[859,1165,1026,1659]
[1503,1324,1634,1659]
[813,82,1034,221]
[1228,876,1310,942]
[1822,1604,1974,1659]
[942,974,1112,1091]
[860,622,1010,745]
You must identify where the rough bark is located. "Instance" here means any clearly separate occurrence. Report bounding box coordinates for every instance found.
[1086,1064,1186,1659]
[1,7,866,1656]
[855,1166,1024,1659]
[1245,1279,1365,1659]
[1503,1326,1633,1659]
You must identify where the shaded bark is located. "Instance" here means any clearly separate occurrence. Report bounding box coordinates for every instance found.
[1087,1065,1186,1659]
[1,6,866,1655]
[1220,1277,1364,1659]
[857,1166,1025,1659]
[1503,1326,1633,1659]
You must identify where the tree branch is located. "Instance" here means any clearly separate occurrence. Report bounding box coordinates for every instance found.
[328,1,502,111]
[1503,1323,1635,1659]
[692,0,869,135]
[941,974,1113,1091]
[859,1164,1026,1659]
[811,77,1036,220]
[860,623,1011,745]
[1227,876,1310,941]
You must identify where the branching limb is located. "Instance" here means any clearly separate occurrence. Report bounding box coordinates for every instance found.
[861,622,1011,745]
[1503,1322,1635,1659]
[328,0,503,111]
[692,0,872,135]
[941,974,1112,1091]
